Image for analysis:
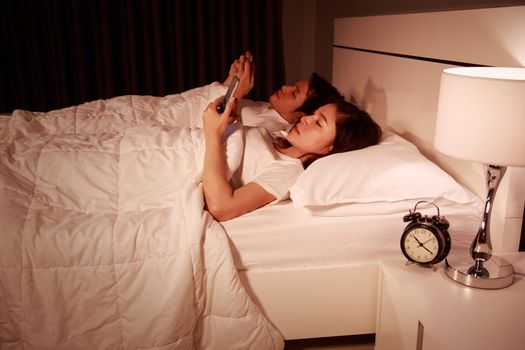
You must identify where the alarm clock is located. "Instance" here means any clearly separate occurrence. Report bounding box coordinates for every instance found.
[400,201,451,266]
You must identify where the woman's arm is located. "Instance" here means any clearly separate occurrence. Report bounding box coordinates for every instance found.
[202,97,275,221]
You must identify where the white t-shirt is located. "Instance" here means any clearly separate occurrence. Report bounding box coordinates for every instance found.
[237,100,291,133]
[230,126,303,203]
[181,83,291,133]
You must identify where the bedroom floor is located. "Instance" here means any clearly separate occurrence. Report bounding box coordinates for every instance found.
[284,334,375,349]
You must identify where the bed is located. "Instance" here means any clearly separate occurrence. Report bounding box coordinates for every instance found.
[0,95,483,350]
[1,5,524,349]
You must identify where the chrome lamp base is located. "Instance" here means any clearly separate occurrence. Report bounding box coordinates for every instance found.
[445,255,515,289]
[444,164,516,290]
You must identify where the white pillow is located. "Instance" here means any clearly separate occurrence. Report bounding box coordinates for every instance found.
[289,133,474,208]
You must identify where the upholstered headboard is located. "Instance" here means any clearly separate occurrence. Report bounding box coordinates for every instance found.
[332,6,525,252]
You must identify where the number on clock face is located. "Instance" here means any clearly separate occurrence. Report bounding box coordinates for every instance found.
[403,228,439,263]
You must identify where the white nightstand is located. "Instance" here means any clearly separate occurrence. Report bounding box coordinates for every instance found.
[375,253,525,350]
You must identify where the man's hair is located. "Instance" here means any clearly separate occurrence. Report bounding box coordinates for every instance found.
[296,73,344,114]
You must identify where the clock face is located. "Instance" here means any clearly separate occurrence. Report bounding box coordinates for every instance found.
[402,227,439,264]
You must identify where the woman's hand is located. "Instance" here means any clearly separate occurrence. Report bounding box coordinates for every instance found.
[223,59,238,86]
[203,95,237,140]
[202,92,276,222]
[223,51,255,98]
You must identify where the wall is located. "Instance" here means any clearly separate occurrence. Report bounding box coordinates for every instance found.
[282,0,316,84]
[283,0,525,84]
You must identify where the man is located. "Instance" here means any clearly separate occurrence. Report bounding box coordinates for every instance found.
[224,51,344,132]
[174,52,344,132]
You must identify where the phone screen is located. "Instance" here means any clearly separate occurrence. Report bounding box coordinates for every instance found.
[217,76,240,114]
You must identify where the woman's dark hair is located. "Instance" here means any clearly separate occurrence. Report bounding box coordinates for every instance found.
[296,73,344,114]
[303,100,382,168]
[336,100,381,149]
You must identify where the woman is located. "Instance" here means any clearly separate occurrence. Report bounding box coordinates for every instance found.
[202,96,381,221]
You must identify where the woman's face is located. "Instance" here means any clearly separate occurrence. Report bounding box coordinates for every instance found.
[286,103,339,156]
[269,79,310,115]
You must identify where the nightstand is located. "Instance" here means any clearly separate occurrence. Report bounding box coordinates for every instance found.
[375,253,525,350]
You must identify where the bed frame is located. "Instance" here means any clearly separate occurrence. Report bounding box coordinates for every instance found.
[240,6,525,340]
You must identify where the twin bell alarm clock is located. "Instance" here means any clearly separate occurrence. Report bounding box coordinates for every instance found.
[400,201,451,266]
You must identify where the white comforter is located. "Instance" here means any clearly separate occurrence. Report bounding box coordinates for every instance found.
[0,84,284,349]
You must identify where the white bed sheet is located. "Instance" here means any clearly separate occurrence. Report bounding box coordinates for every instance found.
[222,199,483,271]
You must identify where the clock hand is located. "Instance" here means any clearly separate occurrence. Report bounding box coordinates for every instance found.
[410,234,424,246]
[421,238,434,245]
[420,245,433,254]
[410,234,433,254]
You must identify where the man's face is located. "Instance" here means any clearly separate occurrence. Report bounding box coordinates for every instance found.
[269,79,310,116]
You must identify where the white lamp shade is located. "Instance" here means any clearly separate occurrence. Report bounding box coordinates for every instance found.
[434,67,525,167]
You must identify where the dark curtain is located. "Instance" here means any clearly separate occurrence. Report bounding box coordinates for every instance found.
[0,0,285,113]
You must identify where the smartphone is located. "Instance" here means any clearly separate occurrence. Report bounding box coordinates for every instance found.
[217,76,240,114]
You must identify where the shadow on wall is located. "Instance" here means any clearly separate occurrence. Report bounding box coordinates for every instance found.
[350,78,388,130]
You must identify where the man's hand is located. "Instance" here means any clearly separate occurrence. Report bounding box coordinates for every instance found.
[223,51,255,98]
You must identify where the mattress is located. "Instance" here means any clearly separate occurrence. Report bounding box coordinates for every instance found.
[222,199,483,271]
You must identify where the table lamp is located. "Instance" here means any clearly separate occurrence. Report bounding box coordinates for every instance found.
[434,67,525,289]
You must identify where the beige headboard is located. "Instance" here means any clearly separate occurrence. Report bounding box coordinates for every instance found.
[332,6,525,253]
